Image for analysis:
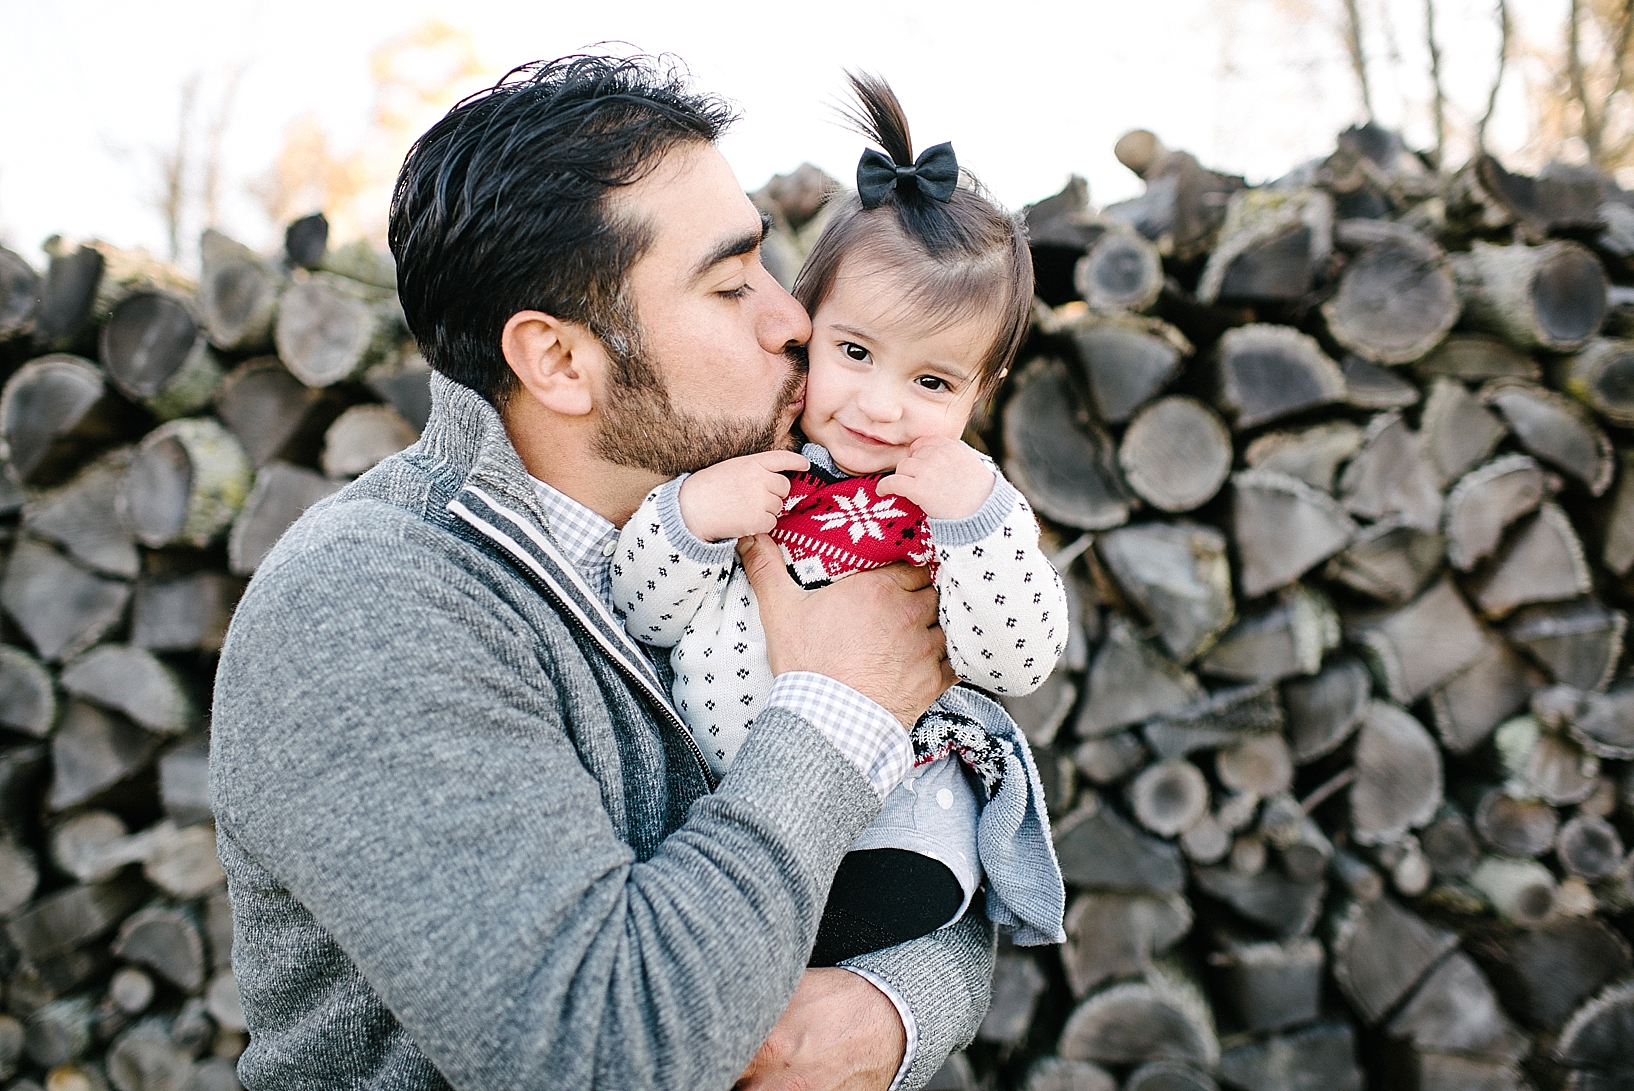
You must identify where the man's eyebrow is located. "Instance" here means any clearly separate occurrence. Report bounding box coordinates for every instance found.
[688,213,773,285]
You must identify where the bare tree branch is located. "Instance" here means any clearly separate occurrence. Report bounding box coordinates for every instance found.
[157,74,200,263]
[201,67,243,230]
[1478,0,1509,149]
[1342,0,1375,120]
[1425,0,1446,169]
[1569,0,1605,164]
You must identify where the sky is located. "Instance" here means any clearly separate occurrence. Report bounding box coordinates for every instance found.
[0,0,1567,271]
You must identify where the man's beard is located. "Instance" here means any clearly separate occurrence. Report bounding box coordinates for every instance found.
[592,334,806,477]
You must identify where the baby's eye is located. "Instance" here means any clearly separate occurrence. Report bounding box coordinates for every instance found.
[841,342,871,363]
[915,375,950,392]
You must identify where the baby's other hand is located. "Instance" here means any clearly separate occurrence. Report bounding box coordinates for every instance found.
[678,451,811,543]
[878,437,994,519]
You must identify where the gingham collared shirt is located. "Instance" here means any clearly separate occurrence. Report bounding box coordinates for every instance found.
[529,476,920,1089]
[528,476,913,798]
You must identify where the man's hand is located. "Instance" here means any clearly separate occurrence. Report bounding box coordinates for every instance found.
[735,968,906,1091]
[679,451,810,543]
[877,437,994,520]
[740,536,955,728]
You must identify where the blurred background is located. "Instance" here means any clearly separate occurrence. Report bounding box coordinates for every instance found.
[0,0,1602,271]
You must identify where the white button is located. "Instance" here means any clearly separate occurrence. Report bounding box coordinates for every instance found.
[936,789,954,809]
[601,539,616,557]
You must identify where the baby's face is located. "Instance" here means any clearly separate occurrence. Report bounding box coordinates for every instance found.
[801,255,992,476]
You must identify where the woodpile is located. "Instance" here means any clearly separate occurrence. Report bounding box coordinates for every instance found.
[0,218,421,1089]
[884,127,1634,1091]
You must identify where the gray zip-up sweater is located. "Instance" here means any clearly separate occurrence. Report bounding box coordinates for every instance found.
[210,372,994,1090]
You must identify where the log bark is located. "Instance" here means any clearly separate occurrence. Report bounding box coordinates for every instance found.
[1128,760,1210,837]
[1078,617,1209,738]
[99,291,223,419]
[0,644,57,738]
[49,810,132,884]
[1322,230,1458,364]
[1002,358,1130,530]
[274,272,401,387]
[1452,240,1607,353]
[1554,978,1634,1078]
[1282,655,1369,763]
[978,952,1049,1047]
[24,995,93,1067]
[1244,422,1363,493]
[214,357,350,468]
[1474,787,1560,858]
[47,700,157,811]
[1118,397,1231,513]
[1443,455,1548,571]
[1024,1058,1117,1091]
[0,837,39,917]
[1560,338,1634,427]
[1107,132,1244,262]
[1198,188,1332,304]
[118,418,253,549]
[1057,961,1219,1069]
[1098,523,1233,664]
[1468,502,1592,619]
[131,572,243,654]
[106,1017,194,1091]
[227,460,342,576]
[1415,334,1540,382]
[1495,711,1599,805]
[1349,700,1442,845]
[1323,518,1444,604]
[1061,891,1191,996]
[1480,379,1613,495]
[1230,470,1355,599]
[32,244,103,348]
[1341,355,1421,409]
[1144,682,1283,760]
[320,403,419,479]
[1207,936,1324,1034]
[1327,895,1458,1023]
[1601,450,1634,575]
[1052,797,1185,894]
[1337,412,1442,531]
[1346,575,1487,705]
[0,354,141,486]
[1200,584,1338,684]
[1214,326,1347,430]
[1466,918,1633,1032]
[22,447,139,578]
[0,246,39,342]
[1075,227,1163,313]
[198,229,281,353]
[1507,598,1627,692]
[1217,1022,1363,1091]
[1560,682,1634,759]
[1123,1062,1217,1091]
[111,906,203,991]
[0,538,131,663]
[59,645,194,736]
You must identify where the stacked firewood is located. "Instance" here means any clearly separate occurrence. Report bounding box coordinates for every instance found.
[0,213,427,1089]
[873,127,1634,1091]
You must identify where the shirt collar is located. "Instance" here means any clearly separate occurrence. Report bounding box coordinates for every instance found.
[528,475,618,577]
[801,442,846,478]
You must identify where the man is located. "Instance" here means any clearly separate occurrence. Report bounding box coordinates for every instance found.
[210,54,994,1090]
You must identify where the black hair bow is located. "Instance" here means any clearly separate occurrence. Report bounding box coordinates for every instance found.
[856,142,958,209]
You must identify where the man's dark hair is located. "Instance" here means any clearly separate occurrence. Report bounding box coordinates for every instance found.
[389,55,737,404]
[794,74,1033,397]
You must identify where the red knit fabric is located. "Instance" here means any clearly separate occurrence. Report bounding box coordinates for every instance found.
[771,469,936,588]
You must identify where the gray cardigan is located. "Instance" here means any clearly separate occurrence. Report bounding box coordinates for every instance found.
[209,373,994,1090]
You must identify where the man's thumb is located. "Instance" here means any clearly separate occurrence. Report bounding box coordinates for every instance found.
[739,534,799,605]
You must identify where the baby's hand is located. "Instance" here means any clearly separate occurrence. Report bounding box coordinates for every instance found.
[878,437,994,519]
[678,451,811,543]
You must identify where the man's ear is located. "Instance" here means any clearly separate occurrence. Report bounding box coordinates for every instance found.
[501,310,604,417]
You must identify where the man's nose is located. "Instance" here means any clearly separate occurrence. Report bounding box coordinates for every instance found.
[755,267,813,356]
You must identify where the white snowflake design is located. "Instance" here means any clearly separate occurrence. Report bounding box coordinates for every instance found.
[811,489,910,543]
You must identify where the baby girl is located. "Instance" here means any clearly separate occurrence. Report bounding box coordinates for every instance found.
[612,74,1067,963]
